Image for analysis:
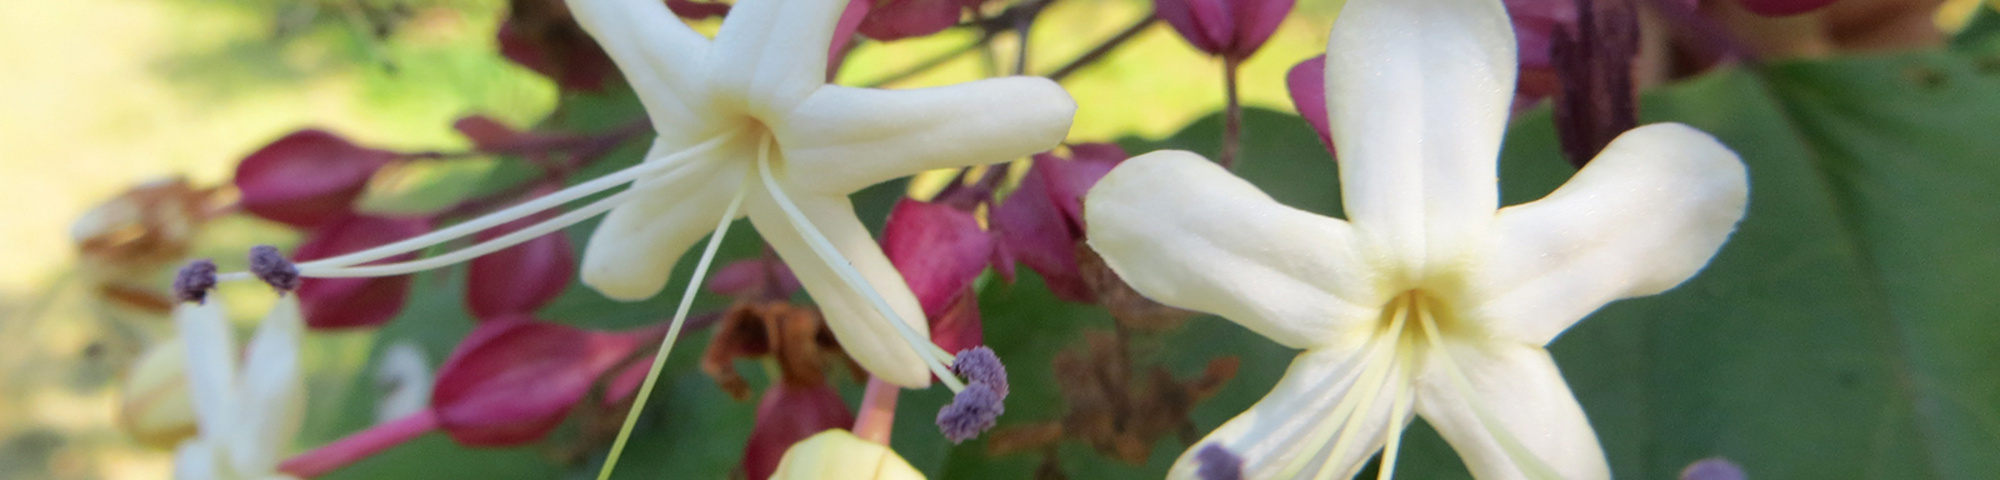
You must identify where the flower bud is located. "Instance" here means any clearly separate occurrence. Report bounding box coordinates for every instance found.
[116,338,199,449]
[293,215,429,329]
[465,194,576,321]
[430,318,642,446]
[743,383,856,480]
[497,0,616,92]
[1153,0,1294,60]
[882,199,993,351]
[1284,55,1332,156]
[708,257,801,301]
[72,178,215,282]
[768,430,926,480]
[991,145,1127,303]
[856,0,986,42]
[234,130,395,229]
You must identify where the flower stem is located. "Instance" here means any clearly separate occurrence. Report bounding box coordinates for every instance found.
[1220,57,1243,169]
[278,409,440,478]
[862,35,996,88]
[1046,12,1157,82]
[852,376,903,444]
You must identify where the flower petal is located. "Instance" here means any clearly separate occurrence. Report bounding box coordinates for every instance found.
[745,187,932,388]
[175,437,222,480]
[1083,151,1380,349]
[707,0,847,116]
[1471,123,1748,344]
[1168,346,1409,480]
[580,140,748,301]
[777,78,1076,196]
[1414,343,1609,480]
[230,296,307,475]
[1323,0,1515,272]
[565,0,714,138]
[173,301,237,446]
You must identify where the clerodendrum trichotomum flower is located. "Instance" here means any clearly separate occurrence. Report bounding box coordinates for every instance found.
[208,0,1071,390]
[1083,0,1750,478]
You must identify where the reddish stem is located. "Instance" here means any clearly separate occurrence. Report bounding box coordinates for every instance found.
[851,377,902,444]
[278,409,441,478]
[1219,57,1243,169]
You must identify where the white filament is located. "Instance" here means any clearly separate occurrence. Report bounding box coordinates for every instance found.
[751,133,965,393]
[1417,308,1563,480]
[302,190,633,278]
[277,133,734,273]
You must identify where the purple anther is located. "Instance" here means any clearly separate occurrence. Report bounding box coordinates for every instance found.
[951,346,1009,398]
[935,382,1004,444]
[173,259,219,304]
[249,245,301,292]
[1680,457,1746,480]
[1195,444,1243,480]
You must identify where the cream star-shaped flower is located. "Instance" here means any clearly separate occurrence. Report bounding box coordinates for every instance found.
[172,296,307,480]
[567,0,1076,389]
[1083,0,1749,478]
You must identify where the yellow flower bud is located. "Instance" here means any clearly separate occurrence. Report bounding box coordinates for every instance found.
[768,431,926,480]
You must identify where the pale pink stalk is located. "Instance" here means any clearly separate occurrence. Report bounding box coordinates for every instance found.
[278,410,440,478]
[852,377,902,444]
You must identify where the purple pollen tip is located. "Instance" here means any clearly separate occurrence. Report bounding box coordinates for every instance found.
[1195,444,1243,480]
[173,260,219,304]
[936,382,1004,444]
[248,245,301,293]
[951,346,1009,398]
[1679,457,1745,480]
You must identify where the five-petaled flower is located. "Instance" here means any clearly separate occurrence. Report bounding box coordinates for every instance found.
[563,0,1075,389]
[1084,0,1749,478]
[172,296,309,480]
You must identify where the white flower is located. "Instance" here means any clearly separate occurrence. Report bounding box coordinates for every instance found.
[172,296,307,480]
[247,0,1075,391]
[1082,0,1749,478]
[565,0,1072,388]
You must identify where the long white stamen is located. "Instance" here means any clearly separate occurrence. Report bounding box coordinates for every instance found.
[593,180,749,480]
[1312,302,1411,480]
[750,134,965,393]
[1273,306,1406,478]
[1375,335,1417,480]
[293,133,735,270]
[300,190,634,278]
[1417,308,1563,480]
